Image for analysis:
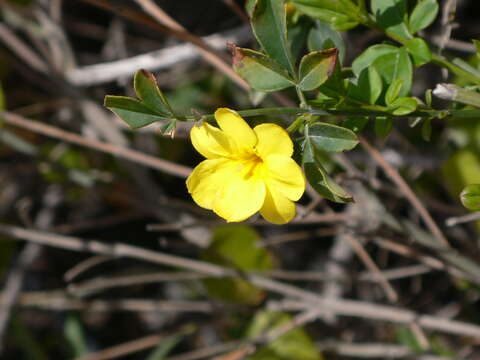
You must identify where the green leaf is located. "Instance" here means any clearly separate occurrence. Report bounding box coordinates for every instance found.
[294,5,349,25]
[343,117,369,133]
[331,17,359,31]
[291,0,358,30]
[230,46,295,92]
[202,225,274,305]
[422,117,432,141]
[347,66,383,104]
[252,0,295,74]
[316,60,347,99]
[104,96,169,129]
[385,78,403,105]
[12,317,48,360]
[246,311,323,360]
[246,0,256,17]
[0,129,37,155]
[389,96,418,115]
[134,70,173,116]
[159,120,177,135]
[371,0,412,40]
[461,184,480,211]
[292,0,355,16]
[64,316,88,357]
[303,136,353,203]
[352,44,399,77]
[308,21,346,63]
[306,122,358,152]
[375,116,393,137]
[409,0,439,34]
[451,57,480,79]
[474,39,480,58]
[425,88,432,106]
[298,48,338,91]
[146,328,193,360]
[0,82,4,110]
[395,327,424,353]
[405,37,432,66]
[372,47,413,96]
[104,70,175,129]
[442,149,480,197]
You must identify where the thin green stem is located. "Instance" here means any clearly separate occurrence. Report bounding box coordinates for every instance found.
[431,56,480,85]
[434,83,480,108]
[181,106,480,123]
[286,115,304,133]
[295,86,308,108]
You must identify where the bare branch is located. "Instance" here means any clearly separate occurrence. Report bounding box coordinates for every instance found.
[67,26,250,86]
[1,223,480,339]
[0,110,192,178]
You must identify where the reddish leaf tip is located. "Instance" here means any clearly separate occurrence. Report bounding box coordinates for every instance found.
[139,69,157,84]
[227,43,244,66]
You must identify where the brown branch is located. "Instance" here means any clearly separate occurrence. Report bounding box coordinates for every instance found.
[359,136,450,247]
[64,255,114,282]
[75,333,166,360]
[372,237,478,284]
[221,0,250,23]
[0,110,192,178]
[81,0,249,90]
[343,234,398,302]
[11,292,214,313]
[344,234,430,349]
[0,23,49,73]
[0,244,42,350]
[167,342,242,360]
[146,213,348,231]
[1,223,480,339]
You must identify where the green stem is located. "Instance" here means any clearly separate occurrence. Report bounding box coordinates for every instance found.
[430,56,480,85]
[295,86,308,108]
[182,106,480,122]
[184,107,305,122]
[434,83,480,108]
[286,115,304,133]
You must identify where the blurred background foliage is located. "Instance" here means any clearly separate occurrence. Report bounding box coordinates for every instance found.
[0,0,480,359]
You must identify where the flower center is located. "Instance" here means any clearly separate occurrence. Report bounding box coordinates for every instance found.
[239,153,263,180]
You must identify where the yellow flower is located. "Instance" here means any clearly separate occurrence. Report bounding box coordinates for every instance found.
[187,108,305,224]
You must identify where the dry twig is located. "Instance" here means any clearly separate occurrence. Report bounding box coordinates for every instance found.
[1,110,192,178]
[1,224,480,339]
[359,136,450,247]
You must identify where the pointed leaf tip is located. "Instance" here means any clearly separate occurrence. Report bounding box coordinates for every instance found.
[231,47,295,92]
[227,43,244,67]
[133,69,173,116]
[299,48,338,91]
[461,184,480,211]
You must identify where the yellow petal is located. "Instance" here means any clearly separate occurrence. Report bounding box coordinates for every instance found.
[254,123,293,158]
[191,122,232,159]
[264,154,305,201]
[213,175,265,222]
[187,158,236,209]
[214,108,257,153]
[260,185,296,224]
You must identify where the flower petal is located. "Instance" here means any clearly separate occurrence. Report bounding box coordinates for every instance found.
[191,122,232,159]
[264,154,305,201]
[254,123,293,158]
[260,185,296,224]
[215,108,257,153]
[186,158,236,209]
[213,175,265,222]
